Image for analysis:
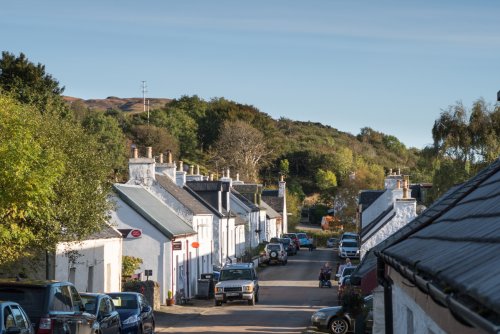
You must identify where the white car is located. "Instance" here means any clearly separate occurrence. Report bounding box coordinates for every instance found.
[338,239,360,258]
[262,243,288,265]
[326,237,338,248]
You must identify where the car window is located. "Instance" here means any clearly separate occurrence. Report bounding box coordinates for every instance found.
[267,244,281,251]
[11,305,29,329]
[69,286,83,312]
[81,295,97,313]
[297,233,307,238]
[4,306,15,328]
[342,241,358,248]
[109,295,138,310]
[51,286,72,312]
[98,298,107,314]
[219,269,252,281]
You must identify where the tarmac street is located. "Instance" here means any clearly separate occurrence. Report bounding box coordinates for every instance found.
[154,246,340,334]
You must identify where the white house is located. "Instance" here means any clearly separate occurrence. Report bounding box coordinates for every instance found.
[262,175,288,234]
[55,225,123,293]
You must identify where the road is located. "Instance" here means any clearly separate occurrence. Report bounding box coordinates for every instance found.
[156,246,340,334]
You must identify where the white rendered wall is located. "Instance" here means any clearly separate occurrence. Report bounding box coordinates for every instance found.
[55,237,122,293]
[392,284,446,334]
[361,188,403,230]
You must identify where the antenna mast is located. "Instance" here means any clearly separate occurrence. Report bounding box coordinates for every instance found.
[141,81,150,125]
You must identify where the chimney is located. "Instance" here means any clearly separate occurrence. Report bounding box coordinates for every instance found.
[278,175,286,198]
[176,161,186,187]
[128,146,155,186]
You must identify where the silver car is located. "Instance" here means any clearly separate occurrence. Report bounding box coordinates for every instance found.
[214,263,259,306]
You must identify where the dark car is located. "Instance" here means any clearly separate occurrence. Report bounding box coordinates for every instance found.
[80,293,121,334]
[0,280,96,334]
[311,295,373,334]
[281,233,300,251]
[107,292,154,334]
[270,237,297,256]
[0,300,34,334]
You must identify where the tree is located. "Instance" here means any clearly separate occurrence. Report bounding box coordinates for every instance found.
[0,52,69,117]
[0,94,114,266]
[212,120,271,182]
[130,125,180,159]
[82,112,128,179]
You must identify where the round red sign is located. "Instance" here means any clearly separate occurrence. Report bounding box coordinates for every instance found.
[130,229,142,238]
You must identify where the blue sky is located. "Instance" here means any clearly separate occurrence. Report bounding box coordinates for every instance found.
[2,1,500,149]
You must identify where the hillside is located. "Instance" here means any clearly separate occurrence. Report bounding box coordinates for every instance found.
[63,96,172,113]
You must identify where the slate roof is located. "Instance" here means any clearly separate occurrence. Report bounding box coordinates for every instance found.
[377,158,500,332]
[232,189,260,211]
[358,190,385,212]
[260,201,281,219]
[87,224,122,239]
[113,184,196,239]
[156,175,212,215]
[261,195,284,214]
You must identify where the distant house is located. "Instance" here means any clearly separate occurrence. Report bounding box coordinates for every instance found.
[55,225,123,293]
[372,158,500,333]
[262,176,288,234]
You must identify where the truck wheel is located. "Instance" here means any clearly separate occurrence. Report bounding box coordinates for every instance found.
[248,294,255,306]
[215,300,222,306]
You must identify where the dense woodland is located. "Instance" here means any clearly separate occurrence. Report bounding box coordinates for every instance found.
[2,51,500,265]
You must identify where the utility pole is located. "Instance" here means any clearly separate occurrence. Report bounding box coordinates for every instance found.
[141,80,147,113]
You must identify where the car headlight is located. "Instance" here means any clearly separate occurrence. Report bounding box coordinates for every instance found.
[312,312,327,320]
[215,287,223,293]
[122,314,139,325]
[243,285,253,292]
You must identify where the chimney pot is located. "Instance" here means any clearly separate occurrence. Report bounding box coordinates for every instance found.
[159,153,164,164]
[146,147,152,159]
[189,165,194,175]
[196,165,200,175]
[167,151,173,164]
[389,168,393,176]
[280,175,284,182]
[209,173,214,181]
[178,161,183,172]
[236,173,240,181]
[397,180,401,189]
[133,148,138,159]
[227,168,230,178]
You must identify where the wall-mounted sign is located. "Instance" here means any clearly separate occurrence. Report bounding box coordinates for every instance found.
[191,241,200,249]
[118,229,143,239]
[172,241,182,251]
[145,269,153,276]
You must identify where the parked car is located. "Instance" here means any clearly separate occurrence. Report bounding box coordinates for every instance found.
[0,300,34,334]
[340,232,359,242]
[0,280,96,334]
[214,263,259,306]
[80,293,121,334]
[107,292,154,334]
[296,232,312,248]
[282,233,300,251]
[335,265,357,283]
[262,243,288,265]
[338,240,360,259]
[270,237,297,256]
[311,295,373,334]
[326,238,338,248]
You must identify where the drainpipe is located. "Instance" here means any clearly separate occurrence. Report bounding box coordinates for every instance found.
[186,240,190,297]
[226,211,230,263]
[377,256,393,334]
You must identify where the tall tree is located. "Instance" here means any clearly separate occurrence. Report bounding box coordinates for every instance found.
[0,52,69,117]
[212,120,271,182]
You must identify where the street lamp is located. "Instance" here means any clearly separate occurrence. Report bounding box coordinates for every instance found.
[497,90,500,102]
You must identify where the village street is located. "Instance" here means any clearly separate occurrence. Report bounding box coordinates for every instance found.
[154,247,339,334]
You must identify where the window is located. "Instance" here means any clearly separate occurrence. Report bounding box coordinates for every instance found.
[51,286,72,311]
[406,307,414,333]
[11,305,29,329]
[4,306,14,328]
[70,286,83,312]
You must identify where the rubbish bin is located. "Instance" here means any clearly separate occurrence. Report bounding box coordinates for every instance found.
[198,273,215,299]
[197,278,210,299]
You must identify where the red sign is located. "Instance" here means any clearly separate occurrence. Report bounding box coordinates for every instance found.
[191,242,200,249]
[130,229,142,238]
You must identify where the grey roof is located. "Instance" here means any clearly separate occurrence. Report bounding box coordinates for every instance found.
[87,224,122,240]
[378,158,500,331]
[358,190,385,212]
[261,195,284,213]
[113,184,196,239]
[232,189,260,211]
[156,175,212,215]
[262,189,279,197]
[260,200,281,219]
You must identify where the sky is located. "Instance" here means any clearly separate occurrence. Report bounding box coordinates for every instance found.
[2,0,500,149]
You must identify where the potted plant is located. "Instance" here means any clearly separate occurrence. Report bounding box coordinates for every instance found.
[166,290,174,306]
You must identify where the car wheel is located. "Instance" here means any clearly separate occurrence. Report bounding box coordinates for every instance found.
[329,317,349,334]
[319,281,322,288]
[215,300,222,306]
[248,294,255,306]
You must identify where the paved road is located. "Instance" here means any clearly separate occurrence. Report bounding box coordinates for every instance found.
[156,247,340,334]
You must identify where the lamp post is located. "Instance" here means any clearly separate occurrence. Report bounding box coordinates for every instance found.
[497,90,500,102]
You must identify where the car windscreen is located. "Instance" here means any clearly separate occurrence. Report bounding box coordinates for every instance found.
[281,238,291,245]
[267,244,281,251]
[81,295,97,313]
[108,294,138,310]
[342,241,358,248]
[219,269,252,281]
[296,233,307,238]
[0,286,46,319]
